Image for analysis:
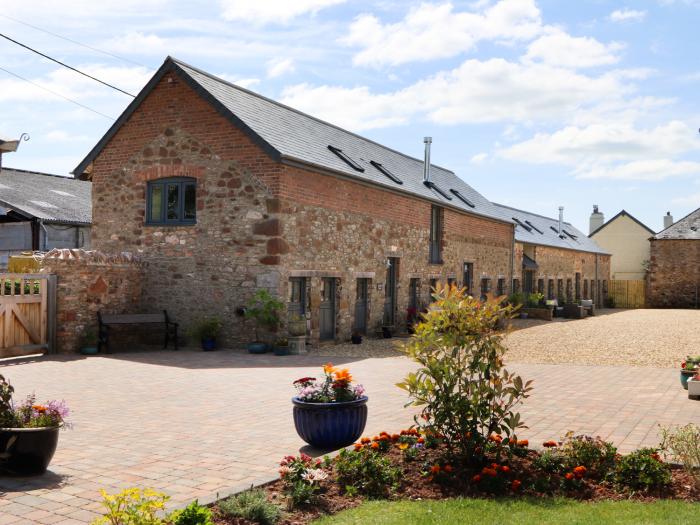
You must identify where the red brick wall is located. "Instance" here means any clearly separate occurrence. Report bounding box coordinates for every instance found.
[88,71,514,345]
[648,239,700,307]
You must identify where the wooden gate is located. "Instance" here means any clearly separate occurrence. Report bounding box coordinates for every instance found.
[609,279,646,308]
[0,274,56,358]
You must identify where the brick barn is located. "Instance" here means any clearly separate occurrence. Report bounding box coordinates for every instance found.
[494,204,611,304]
[74,56,609,347]
[648,207,700,308]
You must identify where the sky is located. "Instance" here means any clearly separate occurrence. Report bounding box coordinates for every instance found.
[1,0,700,233]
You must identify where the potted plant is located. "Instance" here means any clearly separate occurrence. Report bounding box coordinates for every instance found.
[188,317,222,351]
[351,331,363,344]
[0,374,69,475]
[244,290,284,354]
[688,371,700,399]
[681,356,700,390]
[274,338,290,356]
[292,364,367,450]
[80,326,99,355]
[288,314,307,337]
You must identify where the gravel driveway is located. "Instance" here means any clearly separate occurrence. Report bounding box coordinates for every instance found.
[312,309,699,368]
[505,308,700,368]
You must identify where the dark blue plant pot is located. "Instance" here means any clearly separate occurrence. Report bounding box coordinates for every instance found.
[0,427,60,475]
[292,396,368,450]
[201,338,216,351]
[247,342,268,354]
[681,370,695,390]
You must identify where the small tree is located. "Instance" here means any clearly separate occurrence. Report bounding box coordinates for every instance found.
[397,284,533,465]
[245,289,284,342]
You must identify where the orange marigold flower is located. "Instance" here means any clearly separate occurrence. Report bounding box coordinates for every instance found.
[489,434,502,443]
[543,440,558,448]
[361,437,371,444]
[372,436,380,442]
[472,474,482,483]
[511,479,522,491]
[430,465,441,474]
[500,465,511,474]
[323,362,336,374]
[573,466,587,475]
[443,464,454,473]
[353,443,363,451]
[32,405,47,413]
[417,437,425,444]
[482,467,498,477]
[370,442,380,450]
[517,439,529,447]
[565,472,574,481]
[491,463,499,469]
[391,434,400,442]
[334,368,353,383]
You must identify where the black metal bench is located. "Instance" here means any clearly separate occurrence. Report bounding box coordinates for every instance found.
[97,310,178,353]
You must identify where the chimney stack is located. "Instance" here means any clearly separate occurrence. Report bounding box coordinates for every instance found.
[663,211,674,229]
[558,206,564,236]
[423,137,432,182]
[589,205,604,234]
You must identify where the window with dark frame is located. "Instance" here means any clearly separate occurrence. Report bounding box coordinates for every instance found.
[557,279,564,300]
[537,278,544,295]
[370,161,402,184]
[583,279,589,300]
[463,262,473,295]
[429,205,444,264]
[566,278,573,303]
[497,278,505,296]
[328,145,364,172]
[575,273,581,301]
[449,189,476,208]
[512,278,520,293]
[480,277,490,299]
[146,177,196,225]
[547,279,554,300]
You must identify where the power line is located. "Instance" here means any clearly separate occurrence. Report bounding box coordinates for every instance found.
[0,32,136,97]
[0,14,149,68]
[0,64,116,120]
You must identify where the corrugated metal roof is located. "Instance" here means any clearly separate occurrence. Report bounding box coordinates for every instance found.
[493,203,608,254]
[0,168,92,224]
[654,207,700,240]
[170,58,509,223]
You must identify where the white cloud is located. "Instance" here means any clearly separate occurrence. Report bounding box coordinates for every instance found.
[266,58,295,78]
[577,160,700,181]
[523,28,624,68]
[672,191,700,205]
[220,0,345,24]
[470,152,488,164]
[343,0,542,67]
[609,9,647,22]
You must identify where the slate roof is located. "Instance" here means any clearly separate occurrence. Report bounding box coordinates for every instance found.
[589,209,655,237]
[0,168,92,224]
[493,203,608,254]
[74,57,510,224]
[654,207,700,240]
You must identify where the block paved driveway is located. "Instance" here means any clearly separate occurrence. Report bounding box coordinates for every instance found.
[0,350,698,524]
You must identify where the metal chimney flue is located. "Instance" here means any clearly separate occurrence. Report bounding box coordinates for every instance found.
[423,137,432,182]
[558,206,564,236]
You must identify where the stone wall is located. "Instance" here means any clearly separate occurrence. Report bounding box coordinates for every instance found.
[39,249,144,353]
[87,69,516,346]
[648,239,700,308]
[514,242,611,305]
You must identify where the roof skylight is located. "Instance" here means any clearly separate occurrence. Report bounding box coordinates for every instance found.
[370,161,402,184]
[513,218,532,232]
[525,220,544,234]
[449,189,475,208]
[328,145,364,172]
[423,180,452,201]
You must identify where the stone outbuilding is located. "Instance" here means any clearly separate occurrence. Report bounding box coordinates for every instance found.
[73,57,520,346]
[648,207,700,308]
[493,204,610,304]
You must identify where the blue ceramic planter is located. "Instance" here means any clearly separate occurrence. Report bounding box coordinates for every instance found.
[247,342,267,354]
[292,396,368,450]
[201,338,216,351]
[681,370,695,390]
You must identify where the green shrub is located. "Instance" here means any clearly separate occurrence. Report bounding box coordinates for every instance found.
[169,500,212,525]
[279,454,326,508]
[398,286,533,464]
[218,489,281,525]
[614,448,671,492]
[245,290,284,342]
[660,424,700,489]
[334,448,401,498]
[532,450,566,474]
[559,432,617,479]
[92,488,169,525]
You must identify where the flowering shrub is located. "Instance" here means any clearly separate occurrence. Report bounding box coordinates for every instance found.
[334,447,400,498]
[0,374,69,428]
[660,424,700,489]
[293,364,365,403]
[279,454,327,507]
[614,448,671,492]
[398,286,532,464]
[92,488,169,525]
[559,432,617,480]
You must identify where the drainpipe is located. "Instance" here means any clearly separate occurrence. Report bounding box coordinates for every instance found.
[423,137,432,182]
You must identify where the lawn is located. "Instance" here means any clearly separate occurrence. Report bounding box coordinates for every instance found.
[313,498,700,524]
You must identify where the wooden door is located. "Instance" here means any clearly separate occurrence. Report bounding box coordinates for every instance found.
[354,278,369,335]
[0,274,53,358]
[320,278,336,341]
[384,258,398,326]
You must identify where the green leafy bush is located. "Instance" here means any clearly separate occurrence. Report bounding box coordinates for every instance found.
[614,448,671,492]
[334,448,401,498]
[217,489,281,525]
[398,285,533,464]
[169,500,212,525]
[559,432,617,479]
[532,450,566,474]
[92,488,169,525]
[661,424,700,489]
[245,290,284,342]
[187,317,222,341]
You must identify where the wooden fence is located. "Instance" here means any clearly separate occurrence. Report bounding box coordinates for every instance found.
[608,279,646,309]
[0,274,56,358]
